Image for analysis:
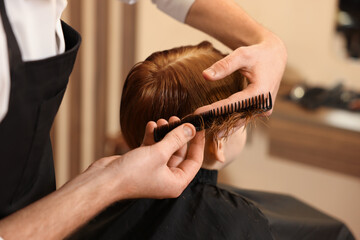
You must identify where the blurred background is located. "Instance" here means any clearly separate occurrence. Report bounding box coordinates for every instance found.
[53,0,360,238]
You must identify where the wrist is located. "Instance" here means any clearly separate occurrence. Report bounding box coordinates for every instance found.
[66,166,125,207]
[0,167,125,240]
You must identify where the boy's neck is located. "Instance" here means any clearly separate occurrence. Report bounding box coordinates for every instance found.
[201,157,225,170]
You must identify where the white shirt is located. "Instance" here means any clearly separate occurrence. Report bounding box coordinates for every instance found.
[0,0,195,123]
[0,0,67,122]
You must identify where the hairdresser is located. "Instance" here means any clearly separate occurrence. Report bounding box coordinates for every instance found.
[0,0,286,239]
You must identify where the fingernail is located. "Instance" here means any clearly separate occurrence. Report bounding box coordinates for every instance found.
[217,129,226,139]
[183,125,194,137]
[204,68,216,77]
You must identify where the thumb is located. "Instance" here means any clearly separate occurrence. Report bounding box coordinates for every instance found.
[153,123,196,160]
[142,121,157,146]
[203,48,248,81]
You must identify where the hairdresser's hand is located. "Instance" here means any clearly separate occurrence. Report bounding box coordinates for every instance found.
[89,118,205,200]
[0,121,204,240]
[200,31,287,118]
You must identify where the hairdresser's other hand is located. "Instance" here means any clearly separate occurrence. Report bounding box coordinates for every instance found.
[0,122,203,240]
[200,31,287,117]
[89,118,205,200]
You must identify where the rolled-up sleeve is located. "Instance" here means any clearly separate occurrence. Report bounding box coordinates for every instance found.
[151,0,195,22]
[119,0,195,23]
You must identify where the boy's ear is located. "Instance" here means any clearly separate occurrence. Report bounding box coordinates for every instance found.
[209,138,226,163]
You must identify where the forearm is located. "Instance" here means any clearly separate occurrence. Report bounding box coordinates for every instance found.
[0,168,120,240]
[185,0,270,48]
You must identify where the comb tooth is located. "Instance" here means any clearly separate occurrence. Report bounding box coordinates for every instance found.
[265,94,269,109]
[263,94,266,109]
[221,106,223,115]
[259,94,262,108]
[268,92,272,109]
[241,100,244,109]
[217,107,219,116]
[266,94,270,109]
[231,103,234,113]
[265,95,268,109]
[213,109,216,116]
[261,94,265,109]
[258,95,261,109]
[207,109,211,117]
[254,95,258,108]
[236,101,240,111]
[258,94,262,108]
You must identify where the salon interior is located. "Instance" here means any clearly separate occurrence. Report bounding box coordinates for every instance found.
[52,0,360,238]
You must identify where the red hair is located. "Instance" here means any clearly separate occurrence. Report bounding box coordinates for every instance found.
[120,41,247,149]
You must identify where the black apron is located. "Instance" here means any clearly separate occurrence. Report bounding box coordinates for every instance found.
[0,0,81,218]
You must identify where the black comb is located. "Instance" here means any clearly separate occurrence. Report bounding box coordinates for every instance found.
[153,92,272,142]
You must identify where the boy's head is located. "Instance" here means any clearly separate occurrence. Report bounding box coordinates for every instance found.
[120,41,247,169]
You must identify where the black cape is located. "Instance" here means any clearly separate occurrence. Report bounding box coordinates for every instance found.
[70,169,273,240]
[70,169,354,240]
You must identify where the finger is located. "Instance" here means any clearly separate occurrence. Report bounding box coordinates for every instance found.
[156,118,168,126]
[194,83,265,115]
[172,130,205,183]
[203,48,250,81]
[142,121,157,146]
[168,116,180,123]
[152,123,196,161]
[166,116,188,167]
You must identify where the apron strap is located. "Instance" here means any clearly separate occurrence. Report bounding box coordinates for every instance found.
[0,0,23,66]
